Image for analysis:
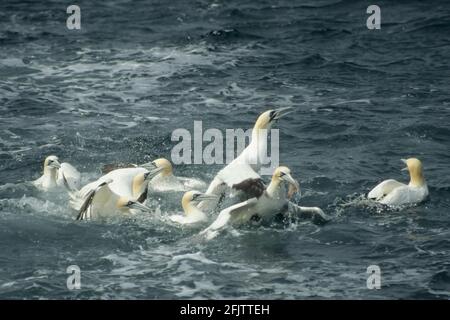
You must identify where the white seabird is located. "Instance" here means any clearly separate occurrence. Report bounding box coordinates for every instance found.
[33,155,81,192]
[145,158,206,192]
[75,166,164,206]
[200,166,329,240]
[198,107,294,211]
[102,158,205,192]
[368,158,429,206]
[169,191,218,225]
[72,179,153,220]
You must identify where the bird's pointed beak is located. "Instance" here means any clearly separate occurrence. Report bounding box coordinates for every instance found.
[144,166,164,180]
[128,202,153,213]
[196,194,219,202]
[140,161,157,170]
[282,173,300,197]
[271,107,294,121]
[49,160,61,169]
[401,159,408,171]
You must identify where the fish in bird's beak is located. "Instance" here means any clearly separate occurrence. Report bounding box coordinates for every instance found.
[194,193,218,202]
[48,159,61,169]
[127,201,153,213]
[281,173,301,198]
[270,107,294,122]
[144,166,165,180]
[401,158,409,171]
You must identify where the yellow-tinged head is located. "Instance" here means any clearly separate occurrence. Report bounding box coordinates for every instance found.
[181,191,217,215]
[152,158,173,177]
[253,107,294,130]
[116,197,152,213]
[401,158,425,187]
[271,166,300,198]
[43,155,61,174]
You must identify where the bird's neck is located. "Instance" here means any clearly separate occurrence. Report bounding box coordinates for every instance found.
[43,167,57,181]
[132,175,147,197]
[266,178,282,199]
[183,202,205,218]
[251,125,270,143]
[246,128,269,161]
[409,169,425,187]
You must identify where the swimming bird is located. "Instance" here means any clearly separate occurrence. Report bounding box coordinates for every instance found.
[169,191,218,225]
[200,166,329,240]
[33,155,81,192]
[75,166,164,206]
[72,180,154,220]
[102,158,205,192]
[368,158,429,206]
[145,158,206,192]
[198,107,294,211]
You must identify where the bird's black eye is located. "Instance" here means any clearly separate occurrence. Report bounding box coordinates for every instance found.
[269,110,276,120]
[192,194,199,200]
[280,172,286,177]
[127,201,134,206]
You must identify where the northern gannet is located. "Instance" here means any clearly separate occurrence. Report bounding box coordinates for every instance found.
[169,191,218,225]
[102,158,205,192]
[72,180,153,220]
[368,158,429,206]
[198,107,294,211]
[75,166,164,205]
[146,158,206,192]
[200,166,329,239]
[33,155,81,192]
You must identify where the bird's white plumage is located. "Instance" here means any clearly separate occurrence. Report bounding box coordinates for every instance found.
[57,162,81,191]
[79,167,147,199]
[33,155,81,192]
[71,179,154,220]
[217,162,261,188]
[169,191,215,226]
[378,184,428,206]
[200,166,327,240]
[200,198,258,240]
[76,182,120,220]
[198,108,293,211]
[169,211,206,225]
[33,172,57,191]
[368,158,429,206]
[368,179,406,200]
[149,174,205,192]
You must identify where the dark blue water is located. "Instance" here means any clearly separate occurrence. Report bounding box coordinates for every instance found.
[1,0,449,299]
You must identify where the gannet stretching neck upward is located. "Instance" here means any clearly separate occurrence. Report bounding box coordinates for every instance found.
[102,158,205,192]
[33,155,81,192]
[73,180,153,220]
[200,166,329,240]
[368,158,429,206]
[198,107,294,211]
[169,191,218,225]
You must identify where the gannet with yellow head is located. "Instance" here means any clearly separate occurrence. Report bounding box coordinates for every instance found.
[101,157,205,192]
[73,180,153,220]
[33,155,81,192]
[169,191,218,225]
[200,166,329,240]
[198,107,294,211]
[73,165,165,214]
[142,158,206,192]
[368,158,429,206]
